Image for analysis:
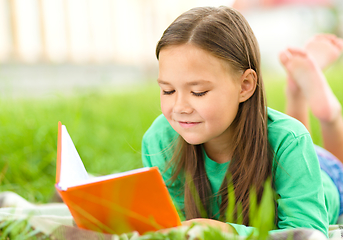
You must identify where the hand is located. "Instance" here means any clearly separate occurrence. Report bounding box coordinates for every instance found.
[182,218,237,234]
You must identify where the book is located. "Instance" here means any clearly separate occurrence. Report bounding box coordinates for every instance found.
[55,122,182,235]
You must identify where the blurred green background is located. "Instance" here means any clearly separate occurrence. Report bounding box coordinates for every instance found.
[1,62,343,203]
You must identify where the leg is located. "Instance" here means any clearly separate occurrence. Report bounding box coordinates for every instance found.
[279,48,343,162]
[280,51,310,130]
[321,117,343,163]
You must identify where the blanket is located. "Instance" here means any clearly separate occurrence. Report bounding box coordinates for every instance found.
[0,191,341,240]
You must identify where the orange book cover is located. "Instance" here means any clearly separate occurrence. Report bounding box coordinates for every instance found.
[55,122,182,235]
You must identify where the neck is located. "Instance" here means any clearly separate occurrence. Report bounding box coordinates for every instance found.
[203,139,233,164]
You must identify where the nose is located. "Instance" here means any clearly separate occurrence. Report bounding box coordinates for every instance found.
[173,93,193,114]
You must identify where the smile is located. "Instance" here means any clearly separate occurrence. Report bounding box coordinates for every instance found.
[178,121,201,128]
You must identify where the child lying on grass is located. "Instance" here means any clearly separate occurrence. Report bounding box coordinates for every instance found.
[2,6,343,238]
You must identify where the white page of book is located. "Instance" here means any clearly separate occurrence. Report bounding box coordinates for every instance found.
[58,125,89,190]
[65,167,151,189]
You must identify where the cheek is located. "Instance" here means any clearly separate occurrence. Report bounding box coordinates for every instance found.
[199,104,216,119]
[200,98,239,124]
[196,96,225,118]
[160,98,171,117]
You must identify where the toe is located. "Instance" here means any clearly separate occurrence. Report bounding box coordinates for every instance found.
[287,48,307,57]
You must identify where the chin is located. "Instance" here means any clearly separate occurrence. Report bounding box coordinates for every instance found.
[180,135,205,146]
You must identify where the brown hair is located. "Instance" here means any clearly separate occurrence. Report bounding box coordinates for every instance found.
[156,6,274,225]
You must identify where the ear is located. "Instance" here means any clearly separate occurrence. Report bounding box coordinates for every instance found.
[239,69,257,103]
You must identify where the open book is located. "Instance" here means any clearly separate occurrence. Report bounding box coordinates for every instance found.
[55,122,181,235]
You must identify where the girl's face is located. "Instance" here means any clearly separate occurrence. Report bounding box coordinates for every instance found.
[158,44,243,146]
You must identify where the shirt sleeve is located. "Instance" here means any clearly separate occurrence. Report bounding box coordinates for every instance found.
[227,133,329,237]
[272,133,328,236]
[141,134,153,168]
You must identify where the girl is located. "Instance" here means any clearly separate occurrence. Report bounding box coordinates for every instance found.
[142,6,341,237]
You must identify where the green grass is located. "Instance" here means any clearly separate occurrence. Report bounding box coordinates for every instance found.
[0,83,161,203]
[0,63,343,205]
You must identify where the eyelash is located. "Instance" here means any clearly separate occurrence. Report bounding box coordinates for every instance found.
[192,91,208,97]
[162,90,208,97]
[163,90,175,95]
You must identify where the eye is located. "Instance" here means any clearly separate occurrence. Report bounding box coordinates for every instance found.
[163,90,175,95]
[192,91,208,97]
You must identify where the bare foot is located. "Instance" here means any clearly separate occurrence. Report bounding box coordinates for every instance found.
[305,34,343,69]
[282,34,343,111]
[279,48,341,123]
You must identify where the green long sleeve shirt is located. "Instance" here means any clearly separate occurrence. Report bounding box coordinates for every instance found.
[141,108,339,237]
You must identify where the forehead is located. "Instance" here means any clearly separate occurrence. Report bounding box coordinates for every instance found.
[158,44,237,82]
[159,44,227,67]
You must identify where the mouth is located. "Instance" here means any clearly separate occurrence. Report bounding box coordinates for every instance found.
[177,121,201,128]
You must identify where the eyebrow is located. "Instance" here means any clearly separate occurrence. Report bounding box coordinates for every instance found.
[157,79,212,86]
